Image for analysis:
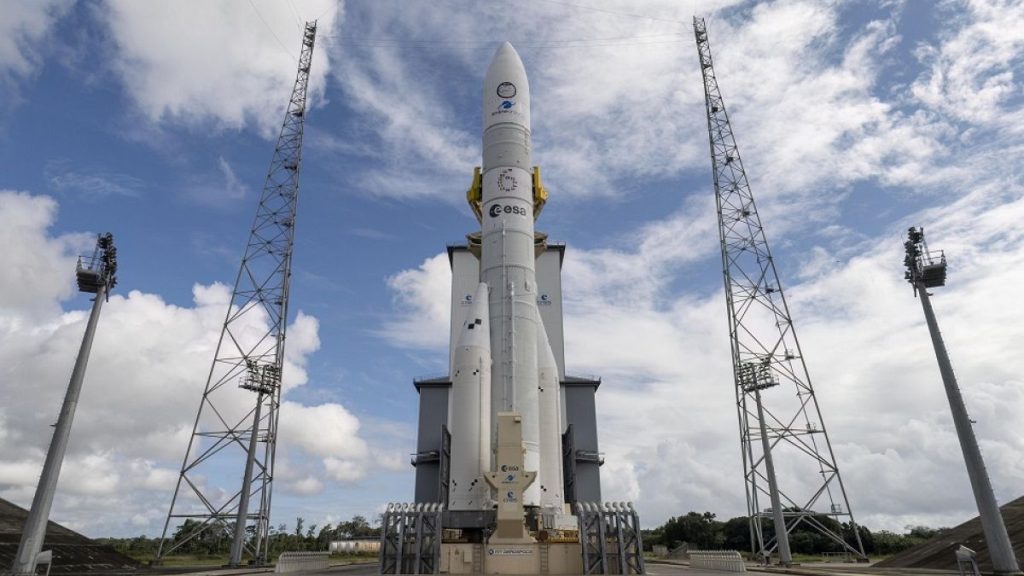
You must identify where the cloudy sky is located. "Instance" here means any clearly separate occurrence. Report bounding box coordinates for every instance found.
[2,0,1023,540]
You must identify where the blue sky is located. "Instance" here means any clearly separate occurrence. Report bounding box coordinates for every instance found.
[2,0,1024,539]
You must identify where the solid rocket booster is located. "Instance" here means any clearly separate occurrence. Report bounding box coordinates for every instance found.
[537,317,564,511]
[481,42,542,506]
[449,283,492,510]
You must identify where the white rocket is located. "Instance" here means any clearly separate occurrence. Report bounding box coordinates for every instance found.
[448,42,565,518]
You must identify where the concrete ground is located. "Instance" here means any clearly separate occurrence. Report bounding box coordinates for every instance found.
[652,561,956,576]
[169,558,963,576]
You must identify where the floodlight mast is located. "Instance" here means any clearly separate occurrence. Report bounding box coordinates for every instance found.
[156,21,317,568]
[10,233,118,576]
[694,17,866,565]
[903,227,1021,576]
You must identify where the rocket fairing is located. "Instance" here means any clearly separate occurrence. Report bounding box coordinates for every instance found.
[481,42,542,506]
[448,283,492,511]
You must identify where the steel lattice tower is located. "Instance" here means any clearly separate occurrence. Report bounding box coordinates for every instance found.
[157,21,317,567]
[694,17,865,563]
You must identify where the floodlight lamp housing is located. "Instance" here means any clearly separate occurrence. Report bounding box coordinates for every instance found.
[76,233,117,296]
[904,227,947,291]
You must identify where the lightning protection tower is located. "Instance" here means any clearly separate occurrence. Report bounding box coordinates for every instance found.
[157,21,317,567]
[694,17,865,564]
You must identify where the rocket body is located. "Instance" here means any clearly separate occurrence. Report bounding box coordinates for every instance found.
[448,283,492,510]
[481,42,541,506]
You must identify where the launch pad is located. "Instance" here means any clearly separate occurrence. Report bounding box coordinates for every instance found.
[378,42,644,575]
[379,501,644,575]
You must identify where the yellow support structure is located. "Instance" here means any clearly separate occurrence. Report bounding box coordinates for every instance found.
[466,166,483,223]
[532,166,548,220]
[465,166,549,223]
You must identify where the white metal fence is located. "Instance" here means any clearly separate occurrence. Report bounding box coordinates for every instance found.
[275,551,330,573]
[688,550,746,572]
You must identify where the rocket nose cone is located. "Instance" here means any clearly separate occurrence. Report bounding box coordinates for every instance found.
[495,41,517,59]
[484,41,530,130]
[487,41,526,75]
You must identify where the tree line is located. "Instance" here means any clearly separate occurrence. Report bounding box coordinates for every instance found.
[98,510,946,560]
[96,515,381,560]
[643,511,947,556]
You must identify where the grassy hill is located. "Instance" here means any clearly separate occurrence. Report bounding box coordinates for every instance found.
[876,495,1024,572]
[0,497,140,574]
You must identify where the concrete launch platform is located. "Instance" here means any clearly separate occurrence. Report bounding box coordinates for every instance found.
[439,542,583,574]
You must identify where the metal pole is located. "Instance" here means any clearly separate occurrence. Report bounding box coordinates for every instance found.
[917,286,1021,576]
[11,283,107,576]
[229,394,264,566]
[754,388,792,566]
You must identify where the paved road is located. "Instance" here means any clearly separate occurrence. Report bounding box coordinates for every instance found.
[181,559,946,576]
[201,560,759,575]
[646,561,730,576]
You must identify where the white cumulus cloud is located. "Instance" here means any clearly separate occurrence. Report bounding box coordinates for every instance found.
[0,0,71,86]
[0,190,382,536]
[102,0,340,136]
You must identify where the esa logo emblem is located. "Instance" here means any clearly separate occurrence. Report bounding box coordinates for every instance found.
[489,204,528,218]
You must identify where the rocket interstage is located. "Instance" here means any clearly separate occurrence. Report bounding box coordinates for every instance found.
[481,42,542,507]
